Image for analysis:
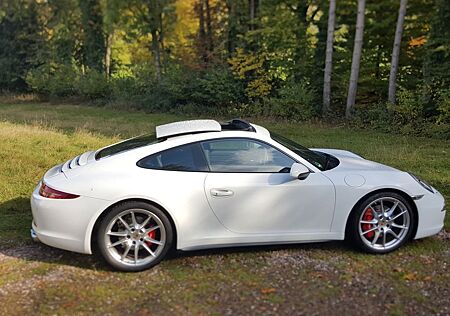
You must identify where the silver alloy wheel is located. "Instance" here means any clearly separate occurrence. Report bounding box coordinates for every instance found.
[104,208,166,267]
[358,197,410,251]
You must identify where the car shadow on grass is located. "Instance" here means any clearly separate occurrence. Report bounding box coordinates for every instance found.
[167,240,348,261]
[0,196,355,272]
[0,238,352,272]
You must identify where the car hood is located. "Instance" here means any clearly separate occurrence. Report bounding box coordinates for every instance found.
[312,148,400,172]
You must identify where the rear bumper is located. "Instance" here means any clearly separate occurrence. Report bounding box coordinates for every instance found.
[30,184,110,254]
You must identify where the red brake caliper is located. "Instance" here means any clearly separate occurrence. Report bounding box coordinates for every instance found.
[146,230,156,247]
[362,208,375,238]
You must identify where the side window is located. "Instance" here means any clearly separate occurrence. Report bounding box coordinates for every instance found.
[137,143,208,172]
[201,138,295,173]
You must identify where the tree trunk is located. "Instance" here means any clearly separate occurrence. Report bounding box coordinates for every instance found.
[159,11,166,72]
[147,1,163,81]
[105,32,113,77]
[205,0,213,53]
[322,0,336,113]
[249,0,257,30]
[151,29,162,82]
[388,0,408,104]
[226,0,237,55]
[297,0,308,23]
[198,0,208,63]
[346,0,366,119]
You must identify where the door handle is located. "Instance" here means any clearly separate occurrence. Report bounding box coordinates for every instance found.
[210,189,234,197]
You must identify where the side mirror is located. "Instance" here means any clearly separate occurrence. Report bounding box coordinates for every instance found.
[290,163,310,180]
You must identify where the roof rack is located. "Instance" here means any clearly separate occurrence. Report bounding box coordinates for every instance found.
[220,119,256,132]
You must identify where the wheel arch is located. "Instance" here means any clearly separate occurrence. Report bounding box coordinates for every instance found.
[344,188,419,240]
[89,198,178,254]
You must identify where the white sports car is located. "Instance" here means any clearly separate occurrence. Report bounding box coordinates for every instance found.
[31,119,446,271]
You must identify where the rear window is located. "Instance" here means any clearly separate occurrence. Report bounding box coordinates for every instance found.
[96,134,161,160]
[137,143,208,171]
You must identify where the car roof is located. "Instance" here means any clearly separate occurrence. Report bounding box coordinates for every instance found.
[92,119,273,167]
[155,119,261,140]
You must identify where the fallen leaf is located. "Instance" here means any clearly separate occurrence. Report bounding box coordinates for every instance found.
[403,272,417,281]
[260,288,276,294]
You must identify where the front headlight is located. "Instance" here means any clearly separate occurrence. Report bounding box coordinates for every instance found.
[409,173,434,193]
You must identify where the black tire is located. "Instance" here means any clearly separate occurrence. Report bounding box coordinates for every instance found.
[97,201,173,272]
[346,192,416,254]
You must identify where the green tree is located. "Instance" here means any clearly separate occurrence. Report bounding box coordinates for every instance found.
[46,0,83,66]
[79,0,106,72]
[0,0,45,90]
[424,0,450,108]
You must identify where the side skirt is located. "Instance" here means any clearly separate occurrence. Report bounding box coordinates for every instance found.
[179,232,343,251]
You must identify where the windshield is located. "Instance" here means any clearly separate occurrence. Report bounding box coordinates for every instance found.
[270,132,328,171]
[96,134,161,160]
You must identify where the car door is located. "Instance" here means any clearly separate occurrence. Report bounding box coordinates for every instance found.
[202,138,335,234]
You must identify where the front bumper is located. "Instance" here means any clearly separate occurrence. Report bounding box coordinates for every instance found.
[30,228,39,242]
[30,184,110,254]
[414,189,446,239]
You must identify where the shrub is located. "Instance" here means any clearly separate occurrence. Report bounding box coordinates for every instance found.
[264,80,317,120]
[131,66,246,112]
[437,88,450,124]
[27,64,79,97]
[352,102,391,129]
[140,68,187,111]
[110,76,141,102]
[388,88,425,124]
[25,64,50,95]
[188,67,246,108]
[76,70,110,99]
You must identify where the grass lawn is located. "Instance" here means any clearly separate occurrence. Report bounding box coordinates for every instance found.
[0,102,448,315]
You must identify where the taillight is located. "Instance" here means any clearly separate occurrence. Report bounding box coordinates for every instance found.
[39,183,80,199]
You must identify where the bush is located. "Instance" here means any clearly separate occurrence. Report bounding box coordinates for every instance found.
[110,76,141,102]
[264,80,317,120]
[352,88,450,139]
[129,66,246,112]
[25,65,50,95]
[27,65,110,99]
[188,67,246,108]
[388,88,425,124]
[27,64,79,97]
[141,68,187,111]
[437,88,450,124]
[352,102,391,129]
[76,70,110,99]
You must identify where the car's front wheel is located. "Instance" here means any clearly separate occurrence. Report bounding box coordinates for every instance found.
[347,192,415,253]
[97,201,173,271]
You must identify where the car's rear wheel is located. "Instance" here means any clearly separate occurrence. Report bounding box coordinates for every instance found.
[97,201,173,271]
[347,192,415,253]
